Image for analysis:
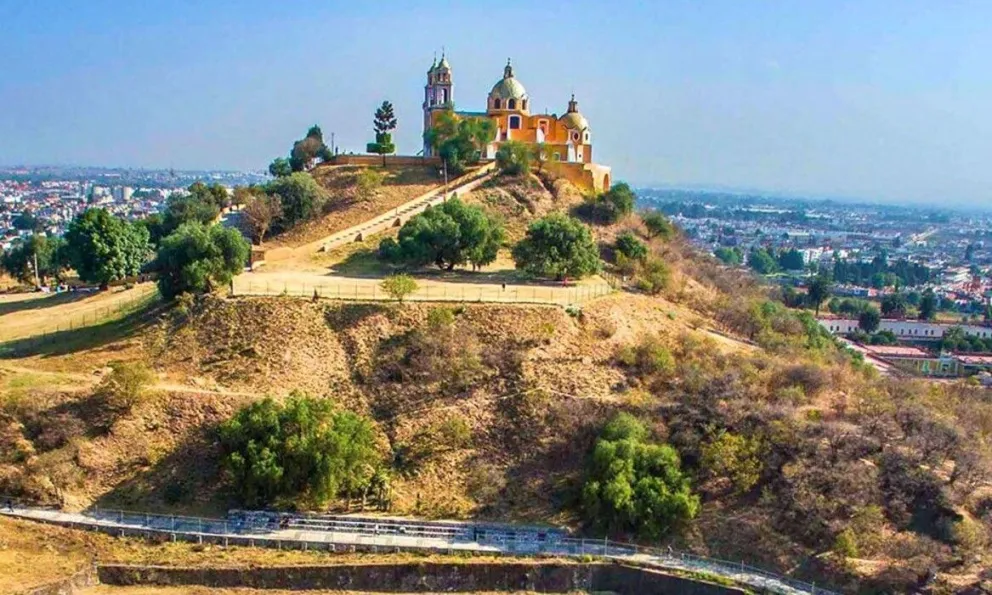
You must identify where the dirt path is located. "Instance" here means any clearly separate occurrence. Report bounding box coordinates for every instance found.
[233,270,613,306]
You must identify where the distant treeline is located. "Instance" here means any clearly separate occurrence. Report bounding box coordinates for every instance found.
[829,254,931,288]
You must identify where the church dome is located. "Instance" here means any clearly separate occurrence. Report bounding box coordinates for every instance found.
[559,94,589,130]
[559,112,589,130]
[489,59,528,101]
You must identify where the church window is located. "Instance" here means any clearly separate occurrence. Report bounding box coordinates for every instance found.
[508,98,517,110]
[442,89,449,103]
[522,99,528,110]
[572,131,579,141]
[509,115,521,129]
[494,98,501,109]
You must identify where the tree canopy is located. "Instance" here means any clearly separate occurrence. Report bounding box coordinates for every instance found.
[0,234,69,285]
[153,222,249,299]
[511,213,600,280]
[424,109,495,173]
[367,101,397,165]
[641,210,675,240]
[581,413,699,538]
[578,182,637,224]
[218,394,381,508]
[65,208,149,288]
[494,140,532,176]
[806,275,833,316]
[881,293,909,319]
[378,198,504,271]
[614,231,647,262]
[264,172,327,230]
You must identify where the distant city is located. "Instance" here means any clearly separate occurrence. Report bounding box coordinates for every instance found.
[638,187,992,319]
[0,166,268,249]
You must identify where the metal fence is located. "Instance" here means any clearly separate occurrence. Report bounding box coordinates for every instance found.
[232,278,614,307]
[1,498,836,595]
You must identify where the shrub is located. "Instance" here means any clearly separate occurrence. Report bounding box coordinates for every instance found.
[833,527,859,558]
[616,335,675,379]
[95,362,155,413]
[700,430,764,494]
[576,182,637,224]
[512,213,600,280]
[218,394,381,508]
[581,413,699,538]
[356,168,385,202]
[641,210,675,240]
[381,274,418,302]
[614,231,647,261]
[635,257,670,295]
[495,140,532,176]
[426,307,456,328]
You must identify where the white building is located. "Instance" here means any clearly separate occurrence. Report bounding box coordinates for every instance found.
[821,318,992,341]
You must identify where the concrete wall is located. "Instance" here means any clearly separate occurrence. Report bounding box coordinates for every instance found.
[327,155,442,166]
[820,318,992,341]
[97,562,746,594]
[545,161,611,193]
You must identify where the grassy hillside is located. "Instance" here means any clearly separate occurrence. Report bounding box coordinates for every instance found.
[2,171,991,594]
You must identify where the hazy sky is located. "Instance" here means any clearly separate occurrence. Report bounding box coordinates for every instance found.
[1,1,990,205]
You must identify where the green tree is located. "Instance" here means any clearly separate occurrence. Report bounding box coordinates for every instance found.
[264,172,326,230]
[512,213,600,280]
[378,198,504,271]
[366,101,397,166]
[424,108,496,174]
[747,248,780,275]
[12,211,41,231]
[0,234,70,285]
[287,125,331,172]
[636,257,670,295]
[65,208,149,288]
[714,246,743,266]
[381,273,418,303]
[778,249,805,271]
[218,394,381,508]
[614,231,647,261]
[919,290,938,321]
[188,181,230,210]
[806,275,832,316]
[268,157,292,178]
[858,306,882,334]
[641,210,675,240]
[495,140,532,176]
[580,183,637,224]
[581,413,699,538]
[94,361,155,413]
[153,223,249,299]
[161,188,221,236]
[881,293,909,318]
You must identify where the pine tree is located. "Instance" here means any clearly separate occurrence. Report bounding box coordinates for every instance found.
[367,101,397,165]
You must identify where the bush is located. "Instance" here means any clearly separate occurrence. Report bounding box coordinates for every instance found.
[95,362,155,413]
[381,274,418,302]
[356,168,385,202]
[576,182,637,224]
[218,394,381,508]
[700,430,764,494]
[581,413,699,538]
[614,231,647,261]
[616,335,675,379]
[512,213,600,280]
[641,211,675,240]
[635,257,670,295]
[495,140,532,176]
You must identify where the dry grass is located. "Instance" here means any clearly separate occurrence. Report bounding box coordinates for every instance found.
[265,165,442,249]
[0,284,158,343]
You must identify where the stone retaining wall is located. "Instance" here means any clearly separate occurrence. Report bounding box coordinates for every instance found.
[97,562,747,594]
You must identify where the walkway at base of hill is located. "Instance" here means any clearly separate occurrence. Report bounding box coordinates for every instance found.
[0,505,833,595]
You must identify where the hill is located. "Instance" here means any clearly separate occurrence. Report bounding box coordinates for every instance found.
[2,170,992,594]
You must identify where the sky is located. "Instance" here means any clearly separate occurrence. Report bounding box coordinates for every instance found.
[1,1,990,206]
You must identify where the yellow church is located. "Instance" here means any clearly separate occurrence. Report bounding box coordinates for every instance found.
[422,55,612,192]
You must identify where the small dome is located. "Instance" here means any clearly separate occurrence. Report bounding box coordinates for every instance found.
[560,111,589,131]
[559,94,589,130]
[437,55,451,71]
[489,58,528,101]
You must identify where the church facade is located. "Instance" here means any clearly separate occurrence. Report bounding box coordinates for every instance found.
[422,55,611,192]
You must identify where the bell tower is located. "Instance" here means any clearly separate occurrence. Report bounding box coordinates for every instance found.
[423,51,454,157]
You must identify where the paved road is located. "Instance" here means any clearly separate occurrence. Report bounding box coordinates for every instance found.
[1,506,831,595]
